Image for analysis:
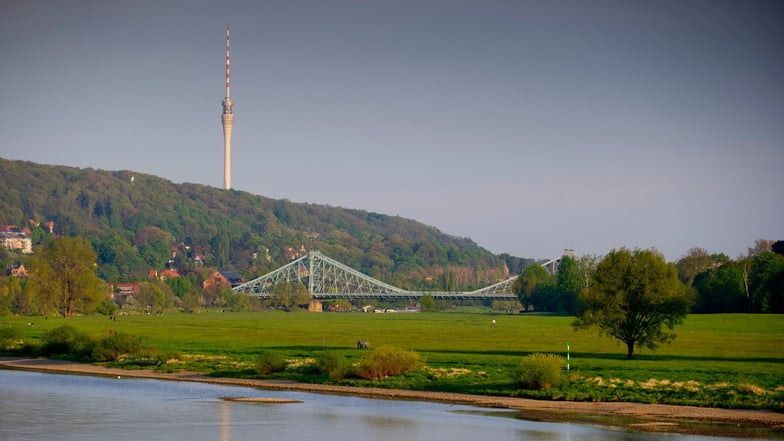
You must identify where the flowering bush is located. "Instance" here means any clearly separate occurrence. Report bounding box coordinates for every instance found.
[356,345,421,380]
[516,353,564,390]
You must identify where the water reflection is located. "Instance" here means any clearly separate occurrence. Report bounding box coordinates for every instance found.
[367,414,415,428]
[220,400,230,441]
[0,369,749,441]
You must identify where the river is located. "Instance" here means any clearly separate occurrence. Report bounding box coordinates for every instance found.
[0,369,753,441]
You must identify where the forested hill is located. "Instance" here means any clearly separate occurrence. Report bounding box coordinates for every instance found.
[0,158,532,289]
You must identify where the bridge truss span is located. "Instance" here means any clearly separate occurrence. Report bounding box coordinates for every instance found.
[233,250,560,301]
[307,251,408,296]
[233,250,413,298]
[466,275,518,297]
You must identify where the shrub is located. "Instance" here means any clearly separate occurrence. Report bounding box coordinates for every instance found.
[315,351,353,381]
[516,353,565,390]
[256,351,288,375]
[39,325,95,359]
[94,298,119,316]
[0,326,22,351]
[92,332,144,362]
[356,345,422,381]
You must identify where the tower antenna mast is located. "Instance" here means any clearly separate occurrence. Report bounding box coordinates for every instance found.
[221,25,234,190]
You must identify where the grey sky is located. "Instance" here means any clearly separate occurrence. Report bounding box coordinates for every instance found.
[1,0,781,261]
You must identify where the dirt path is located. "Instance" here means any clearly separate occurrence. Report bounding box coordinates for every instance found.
[2,357,782,437]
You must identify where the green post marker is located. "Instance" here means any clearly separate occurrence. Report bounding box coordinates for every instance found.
[566,342,571,372]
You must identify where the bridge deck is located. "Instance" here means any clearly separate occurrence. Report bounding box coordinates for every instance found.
[311,292,518,301]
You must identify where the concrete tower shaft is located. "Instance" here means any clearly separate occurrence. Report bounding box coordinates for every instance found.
[221,25,234,190]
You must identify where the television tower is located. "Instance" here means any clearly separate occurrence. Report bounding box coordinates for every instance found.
[221,25,234,190]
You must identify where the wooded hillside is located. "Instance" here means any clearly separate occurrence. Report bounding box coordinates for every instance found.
[0,158,532,289]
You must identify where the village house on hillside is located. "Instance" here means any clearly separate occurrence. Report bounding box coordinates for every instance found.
[147,268,181,280]
[6,264,28,278]
[203,271,243,289]
[0,225,33,254]
[283,245,307,261]
[106,282,140,309]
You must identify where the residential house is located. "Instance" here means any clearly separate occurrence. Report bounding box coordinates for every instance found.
[283,245,307,261]
[107,282,140,309]
[203,271,243,289]
[0,225,32,254]
[7,264,28,278]
[159,268,179,280]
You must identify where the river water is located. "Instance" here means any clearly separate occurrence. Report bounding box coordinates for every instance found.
[0,369,749,441]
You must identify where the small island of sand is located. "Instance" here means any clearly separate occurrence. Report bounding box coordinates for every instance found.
[220,397,303,403]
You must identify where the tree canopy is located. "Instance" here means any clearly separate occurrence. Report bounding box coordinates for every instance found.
[556,255,581,314]
[513,264,552,311]
[573,248,690,359]
[0,158,508,291]
[30,237,106,317]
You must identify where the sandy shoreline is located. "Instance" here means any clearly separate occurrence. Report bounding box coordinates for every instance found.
[1,356,782,436]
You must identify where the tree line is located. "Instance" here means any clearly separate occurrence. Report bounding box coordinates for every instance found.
[2,236,782,361]
[513,239,784,315]
[3,235,780,318]
[512,241,782,359]
[0,237,320,316]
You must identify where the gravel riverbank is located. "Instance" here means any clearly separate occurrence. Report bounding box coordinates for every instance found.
[1,357,782,437]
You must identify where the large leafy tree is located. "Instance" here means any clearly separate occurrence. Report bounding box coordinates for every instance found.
[513,264,552,311]
[573,248,690,359]
[166,276,195,299]
[0,277,23,315]
[772,240,784,256]
[693,265,746,313]
[749,252,784,313]
[31,237,106,317]
[675,247,716,285]
[268,282,311,310]
[556,255,581,314]
[576,254,599,291]
[136,281,174,313]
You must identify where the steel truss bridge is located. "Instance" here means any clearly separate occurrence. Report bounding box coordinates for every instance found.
[233,250,564,301]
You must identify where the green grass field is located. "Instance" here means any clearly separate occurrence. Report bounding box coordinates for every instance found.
[2,311,783,409]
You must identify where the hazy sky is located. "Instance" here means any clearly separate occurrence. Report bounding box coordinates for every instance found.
[1,0,782,261]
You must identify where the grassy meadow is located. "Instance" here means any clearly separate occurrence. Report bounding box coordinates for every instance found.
[2,311,783,409]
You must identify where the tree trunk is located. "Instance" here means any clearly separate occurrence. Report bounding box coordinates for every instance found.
[626,341,635,359]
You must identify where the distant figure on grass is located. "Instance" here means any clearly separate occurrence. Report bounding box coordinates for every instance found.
[357,340,370,349]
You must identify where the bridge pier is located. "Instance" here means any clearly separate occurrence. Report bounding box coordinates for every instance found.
[308,299,323,312]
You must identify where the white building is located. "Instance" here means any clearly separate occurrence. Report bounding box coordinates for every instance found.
[0,229,33,254]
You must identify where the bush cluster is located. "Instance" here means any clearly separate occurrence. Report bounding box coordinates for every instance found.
[315,351,353,381]
[39,325,96,359]
[36,325,157,363]
[516,353,565,390]
[92,332,144,362]
[356,345,422,380]
[256,351,288,375]
[0,327,22,351]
